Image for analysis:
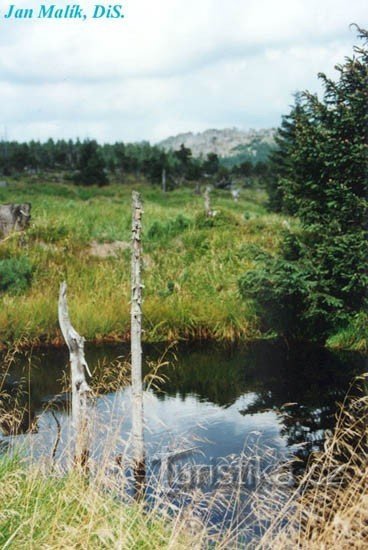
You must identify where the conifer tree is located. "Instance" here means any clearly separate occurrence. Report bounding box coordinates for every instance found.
[240,26,368,342]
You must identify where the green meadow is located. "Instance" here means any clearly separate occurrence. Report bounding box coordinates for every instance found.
[0,180,363,349]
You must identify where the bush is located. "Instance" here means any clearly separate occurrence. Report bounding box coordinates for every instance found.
[239,259,343,343]
[239,232,350,342]
[0,257,33,294]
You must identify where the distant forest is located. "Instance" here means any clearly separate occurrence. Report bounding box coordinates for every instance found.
[0,139,272,187]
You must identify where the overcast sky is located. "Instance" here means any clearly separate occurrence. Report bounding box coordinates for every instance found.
[0,0,365,143]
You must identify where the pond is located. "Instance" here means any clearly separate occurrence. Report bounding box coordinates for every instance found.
[1,341,366,532]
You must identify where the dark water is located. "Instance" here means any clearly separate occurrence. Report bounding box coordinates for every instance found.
[1,341,366,530]
[2,341,366,460]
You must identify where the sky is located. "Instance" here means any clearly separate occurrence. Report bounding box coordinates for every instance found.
[0,0,366,143]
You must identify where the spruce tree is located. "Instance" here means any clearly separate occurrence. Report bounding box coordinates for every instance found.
[240,26,368,343]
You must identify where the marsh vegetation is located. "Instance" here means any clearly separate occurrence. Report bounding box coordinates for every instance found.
[0,181,364,350]
[0,27,367,549]
[0,182,284,347]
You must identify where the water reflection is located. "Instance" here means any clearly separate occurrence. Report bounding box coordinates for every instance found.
[0,341,365,469]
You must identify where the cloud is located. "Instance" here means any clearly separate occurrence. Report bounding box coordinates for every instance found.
[0,0,365,142]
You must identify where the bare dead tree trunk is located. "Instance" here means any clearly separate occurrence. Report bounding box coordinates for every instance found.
[231,188,240,202]
[58,282,91,468]
[162,168,167,193]
[131,191,145,491]
[204,186,212,217]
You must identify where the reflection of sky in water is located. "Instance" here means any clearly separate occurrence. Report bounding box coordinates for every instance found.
[1,342,364,534]
[1,341,364,470]
[14,387,287,469]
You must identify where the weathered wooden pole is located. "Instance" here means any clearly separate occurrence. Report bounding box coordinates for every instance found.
[162,168,167,193]
[204,186,212,217]
[58,282,91,468]
[131,191,145,489]
[231,188,240,202]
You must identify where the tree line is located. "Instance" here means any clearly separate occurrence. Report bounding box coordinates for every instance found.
[0,138,271,187]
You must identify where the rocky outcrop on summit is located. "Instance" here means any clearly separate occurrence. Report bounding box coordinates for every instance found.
[158,128,276,159]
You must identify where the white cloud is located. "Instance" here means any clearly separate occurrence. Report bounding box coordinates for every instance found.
[0,0,365,142]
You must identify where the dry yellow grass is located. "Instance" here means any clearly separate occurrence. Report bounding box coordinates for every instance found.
[257,385,368,549]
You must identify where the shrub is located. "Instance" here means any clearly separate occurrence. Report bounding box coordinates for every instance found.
[0,257,33,294]
[239,232,351,342]
[239,258,344,343]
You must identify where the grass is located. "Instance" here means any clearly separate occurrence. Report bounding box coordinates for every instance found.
[0,456,193,549]
[0,181,287,347]
[1,180,366,547]
[0,179,365,350]
[327,312,368,353]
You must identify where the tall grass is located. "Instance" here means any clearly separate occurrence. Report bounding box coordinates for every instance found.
[0,455,194,549]
[0,182,287,347]
[327,312,368,353]
[257,386,368,548]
